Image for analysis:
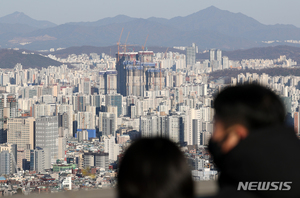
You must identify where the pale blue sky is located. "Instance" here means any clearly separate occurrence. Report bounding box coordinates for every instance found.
[1,0,300,27]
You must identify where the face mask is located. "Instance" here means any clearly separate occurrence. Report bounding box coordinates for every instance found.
[208,133,230,170]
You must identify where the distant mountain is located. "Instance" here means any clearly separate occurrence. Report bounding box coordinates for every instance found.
[0,23,38,47]
[4,18,257,50]
[0,49,63,69]
[1,7,300,50]
[149,6,300,41]
[67,15,136,26]
[0,12,56,29]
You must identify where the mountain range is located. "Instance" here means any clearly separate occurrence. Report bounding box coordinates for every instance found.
[1,6,300,50]
[0,49,62,69]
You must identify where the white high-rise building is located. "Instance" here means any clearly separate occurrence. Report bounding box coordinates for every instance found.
[140,115,159,138]
[216,49,222,62]
[104,136,119,161]
[210,49,215,62]
[222,56,229,69]
[166,115,181,143]
[30,147,51,172]
[35,116,59,163]
[99,112,117,136]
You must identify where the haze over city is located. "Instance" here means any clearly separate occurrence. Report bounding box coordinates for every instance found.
[1,0,300,27]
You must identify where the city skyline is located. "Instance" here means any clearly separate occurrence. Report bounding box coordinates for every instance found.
[0,0,300,27]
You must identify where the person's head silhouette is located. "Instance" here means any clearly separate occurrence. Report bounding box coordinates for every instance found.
[118,138,194,198]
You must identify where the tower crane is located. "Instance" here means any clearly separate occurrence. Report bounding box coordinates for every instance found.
[141,35,149,51]
[117,28,124,62]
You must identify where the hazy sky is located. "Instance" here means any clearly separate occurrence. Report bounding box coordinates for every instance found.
[1,0,300,27]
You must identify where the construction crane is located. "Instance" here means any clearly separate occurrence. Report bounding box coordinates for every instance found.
[123,32,130,53]
[117,28,124,62]
[141,35,149,51]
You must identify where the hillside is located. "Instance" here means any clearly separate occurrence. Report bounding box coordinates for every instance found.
[0,49,63,69]
[210,67,300,81]
[197,45,300,63]
[48,45,185,58]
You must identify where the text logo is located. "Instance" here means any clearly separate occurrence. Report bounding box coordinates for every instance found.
[237,182,292,191]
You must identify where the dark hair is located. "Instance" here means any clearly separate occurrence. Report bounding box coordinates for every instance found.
[118,138,194,198]
[214,84,285,130]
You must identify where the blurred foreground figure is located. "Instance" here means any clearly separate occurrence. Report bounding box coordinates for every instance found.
[209,84,300,198]
[118,138,194,198]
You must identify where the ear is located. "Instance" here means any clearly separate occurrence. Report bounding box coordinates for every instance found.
[221,124,248,153]
[234,124,249,140]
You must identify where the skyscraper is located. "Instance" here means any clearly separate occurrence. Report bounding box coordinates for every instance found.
[222,56,229,69]
[0,151,11,175]
[104,136,119,161]
[116,52,138,96]
[216,49,222,70]
[0,94,18,144]
[0,143,17,174]
[210,49,215,62]
[99,112,117,136]
[35,116,59,162]
[166,115,181,143]
[192,119,203,147]
[105,71,117,94]
[30,147,51,172]
[105,94,122,117]
[216,49,222,62]
[7,117,35,160]
[186,43,196,66]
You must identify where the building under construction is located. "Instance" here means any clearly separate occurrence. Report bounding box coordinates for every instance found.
[116,51,164,97]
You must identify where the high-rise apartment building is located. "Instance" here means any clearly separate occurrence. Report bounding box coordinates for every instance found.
[140,115,183,144]
[104,136,119,161]
[99,112,117,136]
[192,119,203,147]
[105,94,122,117]
[186,43,196,66]
[79,78,91,95]
[0,143,17,174]
[216,49,222,62]
[210,49,215,62]
[0,94,18,144]
[222,56,229,69]
[30,147,51,172]
[7,117,35,160]
[166,115,181,143]
[105,71,117,94]
[0,151,11,175]
[35,116,58,162]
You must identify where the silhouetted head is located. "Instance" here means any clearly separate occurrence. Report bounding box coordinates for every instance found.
[214,83,285,131]
[118,138,194,198]
[210,83,285,154]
